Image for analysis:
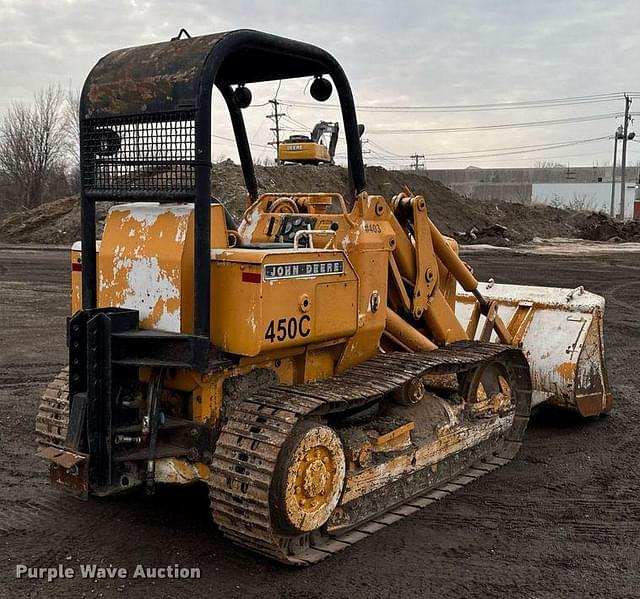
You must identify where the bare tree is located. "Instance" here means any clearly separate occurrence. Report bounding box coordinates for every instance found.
[567,193,597,212]
[546,193,564,209]
[0,85,69,210]
[254,155,275,166]
[62,87,81,190]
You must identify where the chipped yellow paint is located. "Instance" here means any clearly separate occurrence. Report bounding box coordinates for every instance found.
[555,361,577,381]
[70,203,230,333]
[284,425,346,532]
[98,205,191,332]
[341,413,514,505]
[370,422,414,452]
[154,457,209,484]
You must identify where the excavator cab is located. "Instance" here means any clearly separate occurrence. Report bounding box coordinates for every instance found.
[36,29,611,566]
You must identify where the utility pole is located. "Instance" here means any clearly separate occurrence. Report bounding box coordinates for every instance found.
[267,99,285,165]
[619,94,632,219]
[410,153,425,170]
[610,126,622,217]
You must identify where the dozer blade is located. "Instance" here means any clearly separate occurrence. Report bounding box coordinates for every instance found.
[456,282,612,417]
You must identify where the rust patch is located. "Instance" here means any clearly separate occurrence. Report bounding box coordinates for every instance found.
[37,446,89,500]
[84,33,228,118]
[555,362,576,381]
[575,393,605,418]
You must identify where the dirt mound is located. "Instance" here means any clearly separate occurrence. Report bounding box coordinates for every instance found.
[576,212,640,242]
[0,161,602,245]
[0,195,114,245]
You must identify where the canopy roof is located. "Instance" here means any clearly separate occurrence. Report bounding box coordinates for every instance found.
[83,29,342,118]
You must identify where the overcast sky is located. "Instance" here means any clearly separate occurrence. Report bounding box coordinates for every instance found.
[1,0,639,169]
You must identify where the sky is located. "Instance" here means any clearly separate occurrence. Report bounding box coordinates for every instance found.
[1,0,639,169]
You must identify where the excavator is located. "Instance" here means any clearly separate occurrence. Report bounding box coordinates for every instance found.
[277,121,339,165]
[36,29,611,565]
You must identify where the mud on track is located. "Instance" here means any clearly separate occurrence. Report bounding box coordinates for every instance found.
[1,246,639,598]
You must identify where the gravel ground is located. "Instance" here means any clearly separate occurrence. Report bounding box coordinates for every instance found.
[1,246,639,598]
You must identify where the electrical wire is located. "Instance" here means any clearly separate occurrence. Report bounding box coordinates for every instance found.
[282,114,311,132]
[341,148,625,167]
[367,113,621,134]
[280,92,631,113]
[365,136,611,160]
[427,136,611,159]
[367,139,408,158]
[212,133,271,150]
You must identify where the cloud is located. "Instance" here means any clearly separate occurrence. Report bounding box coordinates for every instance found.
[0,0,638,167]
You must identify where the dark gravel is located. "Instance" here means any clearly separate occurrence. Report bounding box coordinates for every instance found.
[1,246,639,598]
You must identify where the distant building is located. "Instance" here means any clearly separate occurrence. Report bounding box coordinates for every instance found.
[425,166,640,218]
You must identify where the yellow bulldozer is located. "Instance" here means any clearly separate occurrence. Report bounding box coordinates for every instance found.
[36,29,611,565]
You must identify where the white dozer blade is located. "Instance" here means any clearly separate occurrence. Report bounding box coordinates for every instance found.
[456,282,612,417]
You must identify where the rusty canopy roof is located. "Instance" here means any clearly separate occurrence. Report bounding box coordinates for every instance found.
[82,29,341,119]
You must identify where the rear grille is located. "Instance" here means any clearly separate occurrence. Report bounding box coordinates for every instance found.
[81,110,197,197]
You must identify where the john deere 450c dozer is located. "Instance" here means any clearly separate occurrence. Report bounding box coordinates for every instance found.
[36,30,611,565]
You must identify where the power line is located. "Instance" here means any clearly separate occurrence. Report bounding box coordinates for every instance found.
[279,92,630,113]
[351,143,640,166]
[364,135,611,161]
[212,133,271,150]
[367,139,409,158]
[427,150,631,164]
[429,136,611,159]
[282,114,311,132]
[367,113,620,134]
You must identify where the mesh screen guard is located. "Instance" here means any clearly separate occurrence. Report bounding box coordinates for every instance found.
[81,110,198,198]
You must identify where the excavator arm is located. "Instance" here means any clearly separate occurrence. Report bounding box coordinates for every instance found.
[310,121,340,163]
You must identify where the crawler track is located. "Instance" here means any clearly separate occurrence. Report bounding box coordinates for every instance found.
[35,366,69,448]
[210,342,531,565]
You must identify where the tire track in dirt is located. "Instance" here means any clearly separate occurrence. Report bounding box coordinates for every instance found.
[2,246,640,599]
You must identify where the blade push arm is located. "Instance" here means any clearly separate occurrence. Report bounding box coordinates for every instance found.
[386,193,513,347]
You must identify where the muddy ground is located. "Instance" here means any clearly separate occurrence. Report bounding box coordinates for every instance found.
[1,246,639,598]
